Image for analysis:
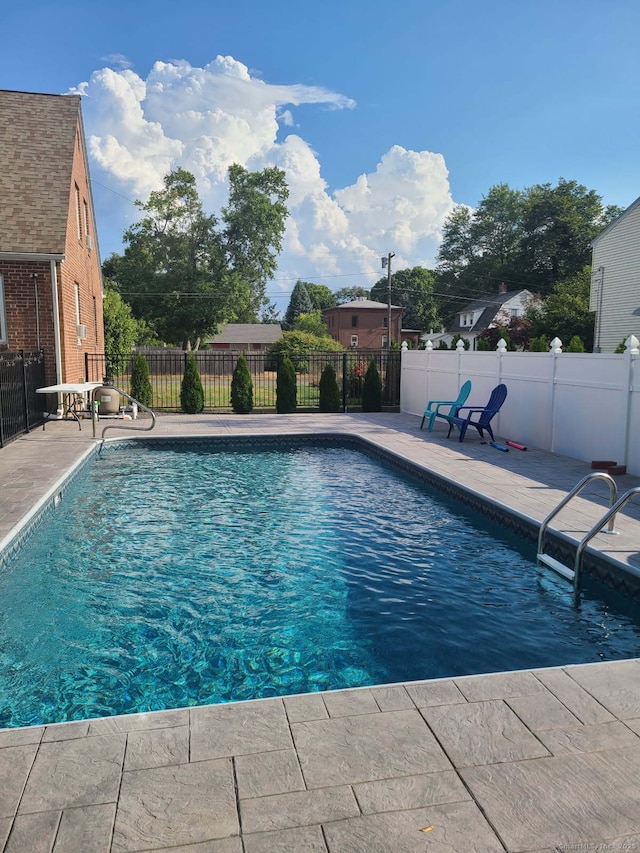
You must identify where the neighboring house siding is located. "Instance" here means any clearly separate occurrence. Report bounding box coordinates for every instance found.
[591,198,640,353]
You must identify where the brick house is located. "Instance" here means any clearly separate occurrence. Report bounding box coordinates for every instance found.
[322,299,403,348]
[0,90,104,386]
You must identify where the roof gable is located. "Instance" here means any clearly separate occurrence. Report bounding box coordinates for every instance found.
[324,299,402,311]
[0,90,81,254]
[591,194,640,246]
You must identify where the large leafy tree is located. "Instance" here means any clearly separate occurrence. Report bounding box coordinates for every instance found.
[370,266,440,332]
[435,178,620,327]
[104,166,288,347]
[305,283,336,311]
[102,284,138,377]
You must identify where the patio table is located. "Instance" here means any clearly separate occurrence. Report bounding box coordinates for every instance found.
[36,382,102,430]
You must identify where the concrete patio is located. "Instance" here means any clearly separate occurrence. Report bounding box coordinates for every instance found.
[0,412,639,851]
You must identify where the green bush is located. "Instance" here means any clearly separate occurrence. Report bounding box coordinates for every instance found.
[529,335,549,352]
[566,335,585,353]
[361,360,382,412]
[475,338,491,351]
[267,331,344,372]
[276,356,297,413]
[180,352,204,413]
[319,363,341,412]
[437,340,449,350]
[615,338,627,354]
[130,354,153,408]
[230,354,253,414]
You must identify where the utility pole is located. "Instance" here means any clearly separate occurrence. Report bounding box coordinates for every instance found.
[381,252,395,348]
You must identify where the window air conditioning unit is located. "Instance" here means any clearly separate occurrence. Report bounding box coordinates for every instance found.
[76,324,87,340]
[86,234,93,250]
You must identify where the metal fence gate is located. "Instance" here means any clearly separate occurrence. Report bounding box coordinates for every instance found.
[86,349,400,412]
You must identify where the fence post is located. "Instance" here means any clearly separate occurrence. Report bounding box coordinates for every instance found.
[342,352,348,412]
[548,337,563,453]
[623,335,639,468]
[20,350,30,434]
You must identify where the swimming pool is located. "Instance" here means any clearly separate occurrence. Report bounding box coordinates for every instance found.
[1,437,640,728]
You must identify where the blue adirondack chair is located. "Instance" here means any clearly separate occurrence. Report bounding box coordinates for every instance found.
[420,380,472,432]
[447,384,508,442]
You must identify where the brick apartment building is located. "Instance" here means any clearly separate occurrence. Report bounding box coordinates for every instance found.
[322,299,404,349]
[0,89,104,386]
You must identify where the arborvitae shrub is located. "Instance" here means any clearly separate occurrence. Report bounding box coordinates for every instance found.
[180,352,204,413]
[231,354,253,413]
[437,340,449,350]
[276,356,297,413]
[361,359,382,412]
[476,338,491,351]
[566,335,585,353]
[319,363,341,412]
[130,354,153,408]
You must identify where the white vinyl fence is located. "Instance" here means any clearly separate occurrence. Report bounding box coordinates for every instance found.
[401,340,640,476]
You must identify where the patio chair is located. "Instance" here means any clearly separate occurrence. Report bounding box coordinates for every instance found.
[420,380,472,432]
[447,383,508,442]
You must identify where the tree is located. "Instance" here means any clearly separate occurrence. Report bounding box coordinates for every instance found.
[230,354,253,414]
[130,354,153,408]
[370,266,440,331]
[260,302,281,324]
[268,330,343,372]
[181,353,204,413]
[276,356,297,413]
[222,164,289,321]
[333,286,370,304]
[283,281,313,329]
[319,364,341,412]
[104,165,288,347]
[292,310,330,337]
[435,179,616,326]
[566,335,585,353]
[526,266,595,350]
[102,285,138,378]
[361,360,382,412]
[305,283,336,311]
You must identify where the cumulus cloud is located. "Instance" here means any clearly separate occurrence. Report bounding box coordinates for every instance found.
[75,56,456,300]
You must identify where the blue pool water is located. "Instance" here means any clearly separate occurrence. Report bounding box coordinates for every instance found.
[1,440,640,727]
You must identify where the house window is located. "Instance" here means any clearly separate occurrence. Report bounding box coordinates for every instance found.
[383,316,388,328]
[351,315,358,328]
[350,334,358,347]
[511,308,519,318]
[93,296,98,344]
[0,276,7,344]
[74,184,82,240]
[74,283,81,325]
[382,334,389,348]
[83,200,90,238]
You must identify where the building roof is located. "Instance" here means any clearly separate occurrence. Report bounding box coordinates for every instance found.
[208,324,283,345]
[448,289,532,335]
[0,90,81,255]
[591,194,640,247]
[323,299,402,311]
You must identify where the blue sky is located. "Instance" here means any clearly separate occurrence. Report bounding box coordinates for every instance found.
[3,0,639,310]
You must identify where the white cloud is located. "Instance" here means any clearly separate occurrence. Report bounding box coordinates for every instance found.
[75,56,456,302]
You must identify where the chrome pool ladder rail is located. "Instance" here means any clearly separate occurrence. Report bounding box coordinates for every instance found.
[537,472,619,589]
[93,385,156,447]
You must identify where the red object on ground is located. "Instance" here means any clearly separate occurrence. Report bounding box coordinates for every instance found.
[591,460,617,469]
[506,441,527,451]
[607,465,627,476]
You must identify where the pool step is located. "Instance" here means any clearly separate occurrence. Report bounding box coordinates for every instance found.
[537,553,575,581]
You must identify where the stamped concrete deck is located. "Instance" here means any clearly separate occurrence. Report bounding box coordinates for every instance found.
[0,412,639,851]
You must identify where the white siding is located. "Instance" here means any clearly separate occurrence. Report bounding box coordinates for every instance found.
[591,198,640,352]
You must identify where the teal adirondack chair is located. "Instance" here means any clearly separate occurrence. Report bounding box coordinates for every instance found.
[420,380,472,432]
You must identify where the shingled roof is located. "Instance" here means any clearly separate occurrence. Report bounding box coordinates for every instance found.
[0,90,81,255]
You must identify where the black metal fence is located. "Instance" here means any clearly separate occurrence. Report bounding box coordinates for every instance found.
[0,350,46,447]
[86,349,401,412]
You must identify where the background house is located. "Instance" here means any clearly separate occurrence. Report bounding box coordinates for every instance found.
[207,323,282,351]
[0,89,104,386]
[590,195,640,352]
[323,299,403,348]
[424,286,535,349]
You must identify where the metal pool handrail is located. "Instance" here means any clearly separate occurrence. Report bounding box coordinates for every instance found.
[93,385,156,446]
